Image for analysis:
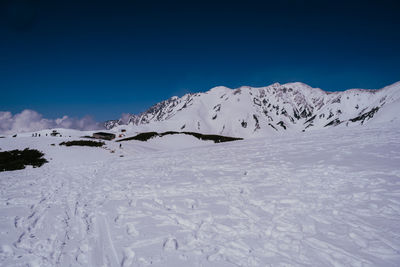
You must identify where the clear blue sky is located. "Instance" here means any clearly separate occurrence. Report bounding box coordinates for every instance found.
[1,0,399,121]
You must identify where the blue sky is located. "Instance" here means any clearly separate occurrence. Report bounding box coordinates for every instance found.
[1,0,400,121]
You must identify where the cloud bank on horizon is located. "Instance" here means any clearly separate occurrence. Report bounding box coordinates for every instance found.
[0,109,103,135]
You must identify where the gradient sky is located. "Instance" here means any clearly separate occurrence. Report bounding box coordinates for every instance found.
[1,0,400,121]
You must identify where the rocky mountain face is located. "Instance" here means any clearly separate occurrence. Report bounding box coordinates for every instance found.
[105,82,400,138]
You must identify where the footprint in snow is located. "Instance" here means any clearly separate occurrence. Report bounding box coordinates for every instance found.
[126,223,139,237]
[163,237,178,251]
[121,247,135,267]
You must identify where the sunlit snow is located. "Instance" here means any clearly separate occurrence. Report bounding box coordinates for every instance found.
[1,122,400,266]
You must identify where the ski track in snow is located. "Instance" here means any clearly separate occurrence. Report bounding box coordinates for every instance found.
[1,124,400,266]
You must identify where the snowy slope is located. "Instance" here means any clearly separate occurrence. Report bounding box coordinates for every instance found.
[106,82,400,137]
[1,122,400,266]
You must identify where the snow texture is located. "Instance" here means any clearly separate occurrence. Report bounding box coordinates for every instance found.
[1,121,400,266]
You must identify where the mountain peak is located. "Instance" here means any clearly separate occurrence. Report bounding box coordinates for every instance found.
[106,81,400,137]
[208,86,232,94]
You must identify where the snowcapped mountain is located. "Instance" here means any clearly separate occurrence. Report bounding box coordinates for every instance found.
[106,81,400,137]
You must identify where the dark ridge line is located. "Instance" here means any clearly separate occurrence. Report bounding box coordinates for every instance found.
[117,131,243,143]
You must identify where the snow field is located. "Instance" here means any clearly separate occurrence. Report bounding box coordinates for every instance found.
[0,123,400,266]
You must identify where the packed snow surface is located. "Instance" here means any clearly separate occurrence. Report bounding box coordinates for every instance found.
[1,123,400,266]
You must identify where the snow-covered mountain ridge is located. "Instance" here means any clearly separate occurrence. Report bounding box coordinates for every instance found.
[106,81,400,137]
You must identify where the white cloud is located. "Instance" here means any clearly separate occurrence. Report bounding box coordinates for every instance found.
[119,113,132,124]
[0,109,103,135]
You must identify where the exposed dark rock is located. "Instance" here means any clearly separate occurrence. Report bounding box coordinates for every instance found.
[292,108,300,120]
[269,123,278,131]
[349,107,380,124]
[324,119,341,127]
[277,121,287,130]
[253,98,261,106]
[213,104,221,112]
[304,115,316,124]
[253,115,260,130]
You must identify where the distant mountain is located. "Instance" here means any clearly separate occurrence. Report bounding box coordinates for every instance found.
[105,82,400,137]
